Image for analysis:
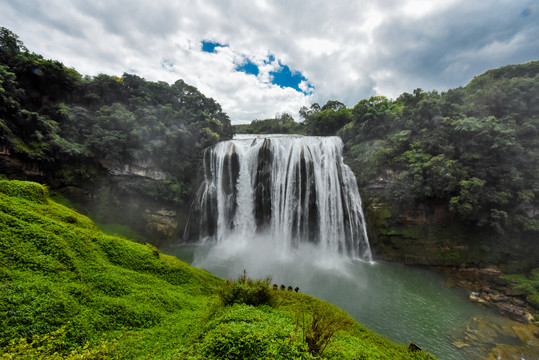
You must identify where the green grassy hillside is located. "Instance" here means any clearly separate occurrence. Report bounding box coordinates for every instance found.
[0,180,435,359]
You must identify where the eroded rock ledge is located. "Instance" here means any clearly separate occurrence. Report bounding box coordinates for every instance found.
[444,266,536,324]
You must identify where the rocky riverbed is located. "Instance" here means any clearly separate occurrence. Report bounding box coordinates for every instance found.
[441,267,536,324]
[442,266,539,359]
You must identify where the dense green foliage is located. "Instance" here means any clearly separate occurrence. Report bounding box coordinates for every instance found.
[337,64,539,272]
[235,113,304,134]
[337,74,538,234]
[0,27,233,208]
[0,180,436,359]
[502,269,539,309]
[236,62,539,271]
[217,270,274,307]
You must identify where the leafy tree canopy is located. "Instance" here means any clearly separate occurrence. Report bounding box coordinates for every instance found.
[237,61,539,238]
[0,27,234,206]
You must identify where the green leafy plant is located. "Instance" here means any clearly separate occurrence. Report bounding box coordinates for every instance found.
[300,303,354,356]
[0,326,120,360]
[199,304,313,360]
[216,270,274,307]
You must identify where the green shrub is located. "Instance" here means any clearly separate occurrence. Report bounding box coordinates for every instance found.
[200,304,313,360]
[201,322,267,359]
[300,302,354,356]
[216,270,273,307]
[0,327,120,360]
[0,180,48,204]
[528,294,539,308]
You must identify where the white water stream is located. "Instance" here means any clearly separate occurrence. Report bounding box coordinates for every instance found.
[177,134,535,359]
[185,134,372,260]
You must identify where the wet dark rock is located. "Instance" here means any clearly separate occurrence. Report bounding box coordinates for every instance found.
[254,139,272,230]
[469,292,488,305]
[490,293,510,303]
[496,303,535,324]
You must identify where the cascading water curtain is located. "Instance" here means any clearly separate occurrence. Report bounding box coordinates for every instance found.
[184,134,372,261]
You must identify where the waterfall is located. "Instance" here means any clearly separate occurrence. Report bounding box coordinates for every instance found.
[184,134,372,261]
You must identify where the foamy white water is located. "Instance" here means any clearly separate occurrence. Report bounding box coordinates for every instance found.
[184,134,372,260]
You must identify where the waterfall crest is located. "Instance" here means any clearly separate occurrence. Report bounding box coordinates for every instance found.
[184,134,372,260]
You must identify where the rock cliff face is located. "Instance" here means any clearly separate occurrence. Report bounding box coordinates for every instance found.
[143,208,178,238]
[362,172,538,270]
[57,178,184,246]
[0,151,44,177]
[97,161,181,242]
[95,162,183,244]
[54,157,184,245]
[363,179,539,323]
[100,159,170,180]
[0,150,190,245]
[365,200,461,266]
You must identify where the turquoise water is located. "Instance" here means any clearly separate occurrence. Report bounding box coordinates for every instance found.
[163,241,521,360]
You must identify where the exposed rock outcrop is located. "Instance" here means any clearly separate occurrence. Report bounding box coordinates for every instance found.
[0,152,44,177]
[100,159,169,180]
[497,303,535,324]
[143,208,178,238]
[447,267,536,324]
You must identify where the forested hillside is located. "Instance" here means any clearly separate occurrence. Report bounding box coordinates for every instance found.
[338,63,538,235]
[237,61,539,273]
[0,27,233,241]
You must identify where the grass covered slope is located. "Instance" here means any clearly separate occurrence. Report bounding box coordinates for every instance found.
[0,180,436,359]
[0,180,222,359]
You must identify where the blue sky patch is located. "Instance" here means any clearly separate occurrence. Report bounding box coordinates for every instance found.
[236,58,259,76]
[201,40,227,53]
[270,62,313,94]
[231,52,313,95]
[264,54,276,64]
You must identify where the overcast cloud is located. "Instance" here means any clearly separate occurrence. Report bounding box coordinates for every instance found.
[1,0,538,123]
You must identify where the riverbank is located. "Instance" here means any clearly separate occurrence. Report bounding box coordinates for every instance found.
[437,266,539,360]
[441,266,537,324]
[365,202,539,325]
[453,316,539,360]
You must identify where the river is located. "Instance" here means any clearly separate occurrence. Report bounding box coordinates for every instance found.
[176,134,537,359]
[162,238,536,360]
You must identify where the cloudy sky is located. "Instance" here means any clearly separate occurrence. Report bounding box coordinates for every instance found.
[1,0,538,123]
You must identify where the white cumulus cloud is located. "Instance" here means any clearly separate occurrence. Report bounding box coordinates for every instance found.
[1,0,538,123]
